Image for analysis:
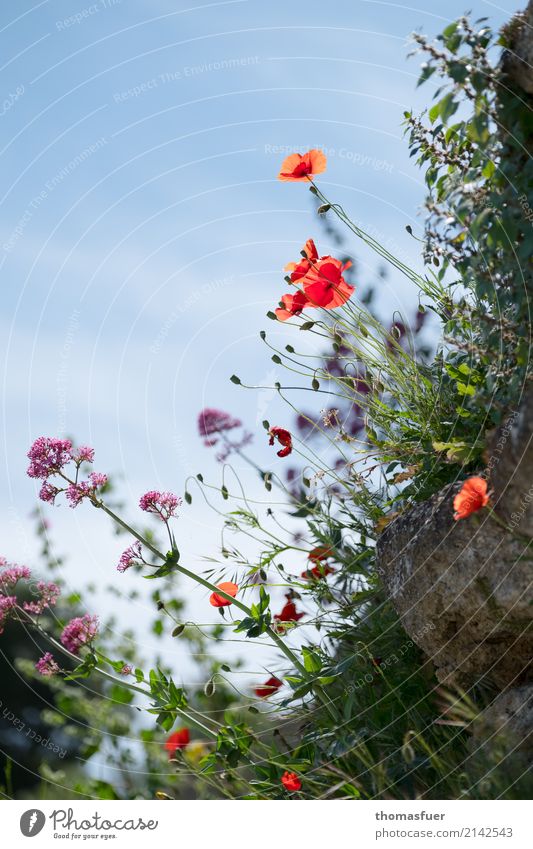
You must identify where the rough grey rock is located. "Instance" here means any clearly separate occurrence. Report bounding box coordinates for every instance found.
[377,485,533,688]
[474,686,533,759]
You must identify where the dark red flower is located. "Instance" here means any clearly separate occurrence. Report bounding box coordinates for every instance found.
[281,771,302,791]
[308,546,333,563]
[209,581,238,607]
[274,596,304,624]
[254,676,283,698]
[268,427,292,458]
[301,563,335,581]
[278,149,326,182]
[165,728,190,756]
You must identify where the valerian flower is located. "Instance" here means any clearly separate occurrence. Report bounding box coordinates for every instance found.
[268,427,293,458]
[61,614,99,654]
[255,676,283,698]
[198,407,253,461]
[165,728,190,756]
[453,476,489,520]
[209,581,238,607]
[23,581,61,614]
[0,596,17,634]
[278,149,326,182]
[281,771,302,791]
[27,437,73,479]
[0,565,32,587]
[35,652,60,677]
[117,541,143,573]
[139,490,182,522]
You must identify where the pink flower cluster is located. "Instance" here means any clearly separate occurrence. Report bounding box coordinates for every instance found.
[61,614,99,655]
[27,437,107,508]
[139,491,182,522]
[35,652,59,677]
[23,581,61,615]
[197,408,253,462]
[198,408,242,440]
[27,437,73,479]
[0,595,17,634]
[0,565,32,587]
[117,541,143,573]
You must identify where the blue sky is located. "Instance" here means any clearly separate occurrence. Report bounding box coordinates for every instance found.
[0,0,518,682]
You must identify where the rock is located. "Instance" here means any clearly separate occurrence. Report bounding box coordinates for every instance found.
[376,484,533,689]
[474,686,533,759]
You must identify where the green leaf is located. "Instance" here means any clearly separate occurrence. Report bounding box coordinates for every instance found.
[302,647,322,674]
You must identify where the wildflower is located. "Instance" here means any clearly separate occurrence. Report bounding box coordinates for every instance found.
[0,565,31,587]
[27,437,72,479]
[284,238,319,282]
[275,290,311,322]
[61,614,99,654]
[255,676,283,698]
[308,546,333,563]
[39,482,61,504]
[302,257,354,308]
[453,477,489,520]
[184,740,208,764]
[35,652,59,677]
[198,409,242,439]
[275,240,354,319]
[281,771,302,791]
[209,581,238,607]
[268,427,293,458]
[165,728,190,756]
[23,581,60,615]
[120,664,133,676]
[117,541,143,573]
[274,595,304,624]
[70,445,95,464]
[139,490,182,522]
[0,596,17,634]
[301,563,335,580]
[278,149,326,182]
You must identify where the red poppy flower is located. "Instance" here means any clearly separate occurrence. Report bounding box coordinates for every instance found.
[275,290,310,322]
[453,476,489,520]
[284,239,319,282]
[281,771,302,791]
[254,676,283,698]
[303,257,354,308]
[268,427,293,458]
[209,581,239,607]
[278,149,326,182]
[274,596,304,624]
[308,545,333,563]
[165,727,190,756]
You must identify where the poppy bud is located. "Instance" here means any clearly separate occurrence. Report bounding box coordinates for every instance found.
[317,203,331,214]
[172,624,185,637]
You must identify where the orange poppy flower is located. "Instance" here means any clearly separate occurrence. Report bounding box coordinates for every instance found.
[453,476,489,520]
[278,149,326,182]
[209,581,239,607]
[281,771,302,791]
[165,727,190,756]
[255,676,283,698]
